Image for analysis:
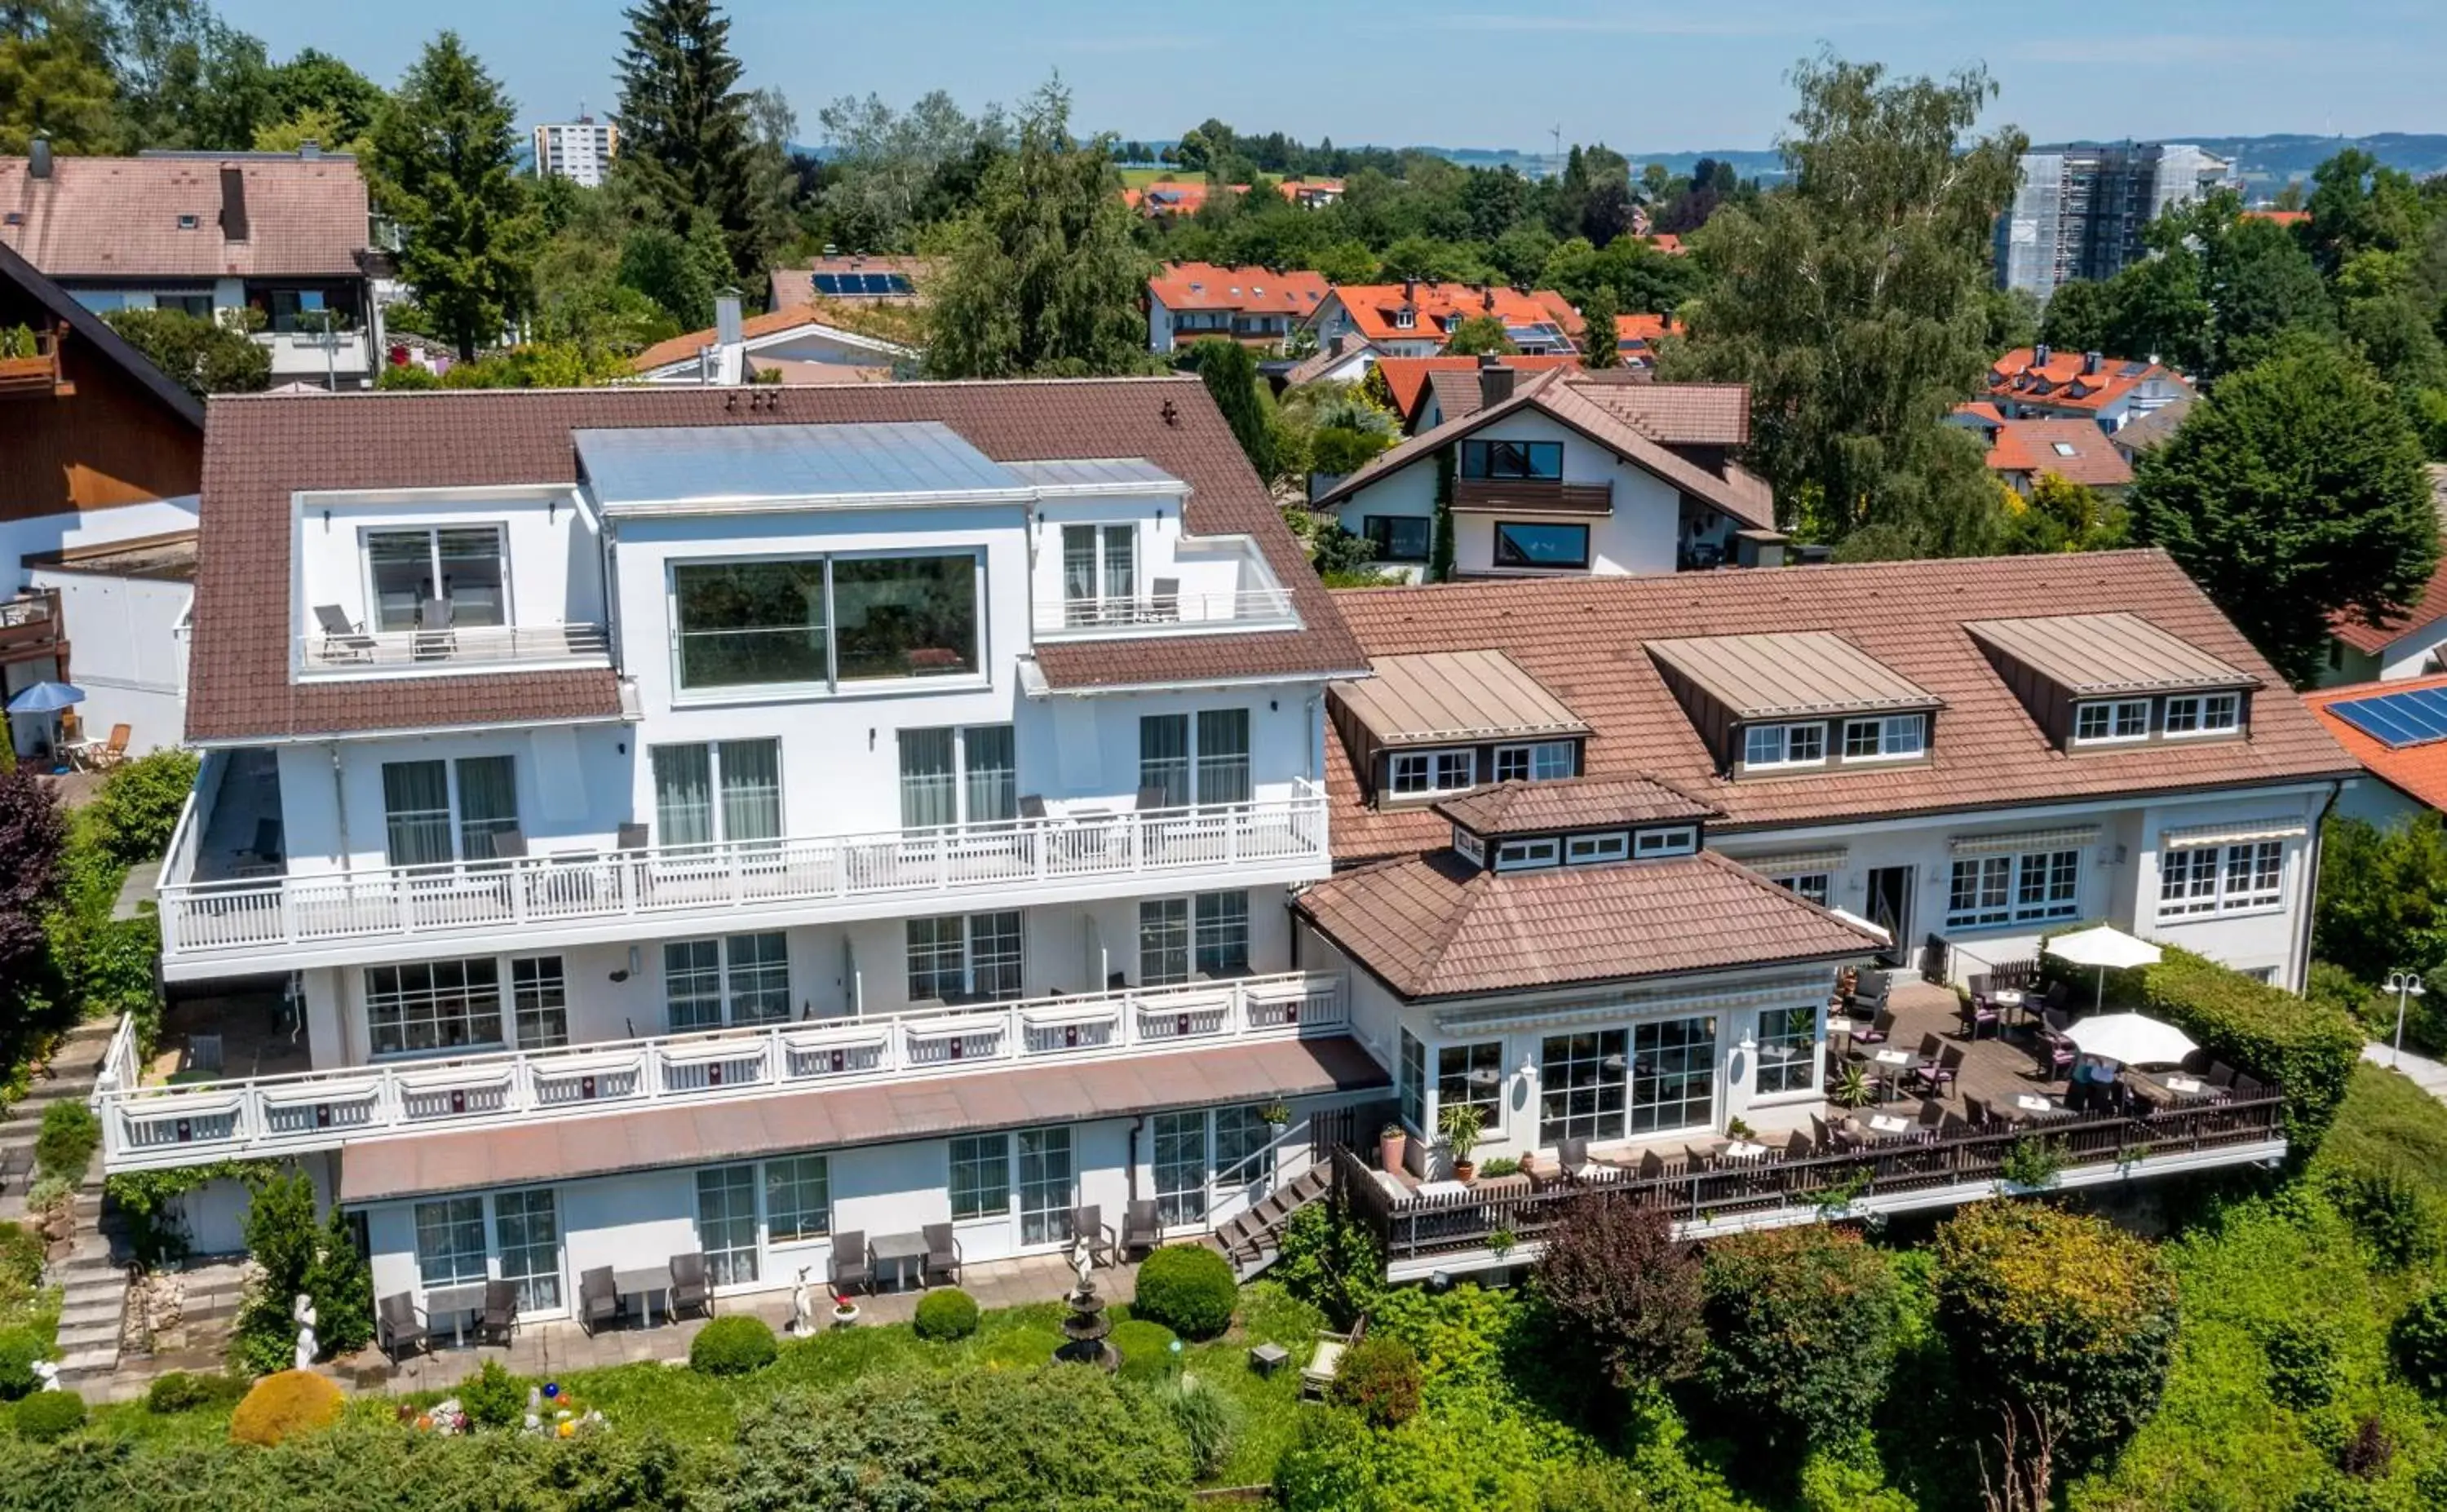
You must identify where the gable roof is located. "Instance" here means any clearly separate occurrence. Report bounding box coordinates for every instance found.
[1148,263,1329,316]
[627,301,913,375]
[1966,612,2255,696]
[1,152,368,280]
[2110,396,2194,455]
[2330,466,2447,656]
[2304,672,2447,812]
[1648,631,1939,719]
[1435,774,1718,837]
[1982,417,2134,489]
[1318,282,1573,347]
[0,238,206,427]
[1988,347,2184,414]
[1373,354,1578,425]
[186,377,1365,743]
[1334,649,1590,747]
[1322,550,2355,862]
[1294,848,1881,1001]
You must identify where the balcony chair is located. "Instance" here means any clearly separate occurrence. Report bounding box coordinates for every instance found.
[1916,1044,1965,1097]
[1121,1200,1163,1258]
[2207,1060,2240,1089]
[1018,794,1047,820]
[1849,1008,1895,1046]
[312,603,376,663]
[616,821,649,851]
[921,1223,962,1287]
[233,816,285,874]
[1135,784,1171,812]
[1961,991,2001,1041]
[2042,1033,2076,1083]
[577,1267,619,1336]
[375,1292,429,1362]
[1146,577,1181,622]
[831,1231,872,1295]
[1107,970,1129,991]
[478,1279,519,1346]
[668,1252,712,1320]
[89,723,131,771]
[1916,1099,1952,1139]
[1784,1130,1815,1159]
[1848,967,1890,1017]
[1071,1205,1120,1267]
[1636,1147,1670,1179]
[1301,1317,1366,1401]
[1556,1135,1595,1183]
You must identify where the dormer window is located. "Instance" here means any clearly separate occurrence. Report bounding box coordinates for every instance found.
[1493,837,1560,871]
[1390,748,1476,798]
[1493,741,1575,782]
[1394,307,1416,330]
[1648,631,1940,780]
[1969,613,2256,754]
[1842,714,1927,762]
[2164,692,2241,738]
[2073,699,2150,745]
[1633,825,1699,858]
[1743,723,1825,770]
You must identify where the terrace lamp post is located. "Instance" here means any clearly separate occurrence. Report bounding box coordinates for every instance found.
[2387,970,2425,1068]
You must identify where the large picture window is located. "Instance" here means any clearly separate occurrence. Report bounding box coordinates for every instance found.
[1492,522,1590,570]
[672,552,980,691]
[651,740,781,850]
[1946,849,2081,929]
[1139,891,1249,985]
[1152,1112,1207,1227]
[696,1165,759,1286]
[1139,710,1251,809]
[1213,1104,1275,1187]
[1460,440,1563,480]
[764,1155,830,1243]
[1754,1006,1818,1096]
[414,1196,487,1289]
[2160,840,2284,917]
[493,1188,561,1311]
[949,1134,1011,1219]
[381,755,516,868]
[906,911,1024,1001]
[1629,1015,1716,1134]
[663,933,790,1031]
[366,525,505,632]
[1540,1029,1627,1145]
[1016,1127,1073,1245]
[365,958,502,1057]
[1438,1041,1504,1130]
[510,956,567,1050]
[1061,524,1136,622]
[1362,515,1431,564]
[899,725,1016,830]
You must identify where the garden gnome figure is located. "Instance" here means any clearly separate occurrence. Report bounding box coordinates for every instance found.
[292,1293,318,1369]
[1069,1231,1095,1292]
[791,1267,818,1335]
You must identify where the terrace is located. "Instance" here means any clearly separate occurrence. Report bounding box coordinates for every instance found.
[1343,981,2287,1280]
[295,620,613,678]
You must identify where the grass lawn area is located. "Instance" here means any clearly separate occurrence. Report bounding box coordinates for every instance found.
[1117,166,1187,188]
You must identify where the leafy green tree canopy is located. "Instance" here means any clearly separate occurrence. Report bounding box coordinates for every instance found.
[1,1,121,153]
[1443,314,1516,356]
[100,306,268,397]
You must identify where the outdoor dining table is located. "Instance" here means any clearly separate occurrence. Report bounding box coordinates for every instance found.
[1990,988,2028,1027]
[1857,1112,1914,1141]
[2009,1093,2069,1123]
[615,1264,672,1327]
[1853,1046,1913,1101]
[870,1231,927,1293]
[1718,1140,1770,1163]
[425,1283,487,1347]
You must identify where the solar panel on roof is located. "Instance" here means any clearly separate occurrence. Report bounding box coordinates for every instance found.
[2332,686,2447,749]
[2118,362,2148,378]
[811,273,846,294]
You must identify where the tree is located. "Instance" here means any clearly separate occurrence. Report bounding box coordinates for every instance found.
[1444,314,1516,357]
[1983,285,2039,354]
[367,33,539,361]
[1184,339,1273,481]
[232,1166,321,1376]
[0,767,65,1021]
[2130,339,2436,685]
[1660,52,2023,555]
[99,307,268,396]
[613,0,765,280]
[2202,211,2334,376]
[1698,1226,1906,1457]
[1580,285,1621,369]
[2315,812,2447,986]
[0,1,121,153]
[923,78,1149,379]
[615,217,729,330]
[2000,470,2125,555]
[1532,1192,1704,1387]
[816,89,1005,254]
[1933,1202,2179,1471]
[264,47,385,145]
[302,1203,372,1356]
[2035,280,2111,353]
[108,0,277,150]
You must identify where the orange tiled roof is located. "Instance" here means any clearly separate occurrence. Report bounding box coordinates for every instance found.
[1642,234,1685,255]
[1148,262,1329,316]
[2329,466,2447,654]
[1979,417,2133,489]
[1325,282,1573,346]
[2245,208,2310,228]
[1371,354,1579,422]
[1615,312,1683,348]
[1987,347,2182,413]
[1277,179,1343,200]
[1122,182,1250,215]
[2304,672,2447,811]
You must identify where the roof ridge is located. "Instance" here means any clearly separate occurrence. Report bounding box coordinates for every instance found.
[208,373,1209,403]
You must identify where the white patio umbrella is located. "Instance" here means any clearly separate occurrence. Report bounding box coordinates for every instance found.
[2045,924,2163,1009]
[2060,1012,2198,1069]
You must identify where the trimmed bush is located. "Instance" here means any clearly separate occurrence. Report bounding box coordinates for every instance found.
[459,1359,524,1429]
[33,1100,100,1184]
[144,1369,248,1414]
[914,1288,980,1342]
[0,1329,43,1402]
[12,1388,84,1440]
[2132,944,2361,1152]
[689,1314,778,1375]
[1131,1245,1236,1340]
[1110,1317,1180,1382]
[1327,1334,1423,1427]
[228,1368,343,1446]
[2391,1287,2447,1398]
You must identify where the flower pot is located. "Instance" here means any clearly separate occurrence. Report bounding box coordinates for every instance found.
[1453,1160,1476,1183]
[831,1304,861,1329]
[1380,1130,1408,1172]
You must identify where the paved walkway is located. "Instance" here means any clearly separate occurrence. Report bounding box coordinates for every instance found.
[2363,1040,2447,1100]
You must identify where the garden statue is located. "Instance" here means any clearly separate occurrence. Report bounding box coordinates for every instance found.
[790,1267,818,1335]
[1069,1231,1095,1291]
[292,1293,317,1370]
[30,1359,58,1392]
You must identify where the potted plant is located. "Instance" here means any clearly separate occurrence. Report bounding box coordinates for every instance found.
[1829,1063,1876,1109]
[1379,1121,1409,1173]
[1439,1101,1484,1182]
[1725,1116,1756,1143]
[1488,1226,1518,1260]
[1258,1099,1292,1134]
[831,1293,861,1329]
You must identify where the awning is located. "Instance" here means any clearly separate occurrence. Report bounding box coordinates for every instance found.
[1732,849,1849,875]
[1950,826,2103,855]
[2160,819,2308,849]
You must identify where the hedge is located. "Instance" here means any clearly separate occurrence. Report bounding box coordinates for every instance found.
[13,1387,85,1440]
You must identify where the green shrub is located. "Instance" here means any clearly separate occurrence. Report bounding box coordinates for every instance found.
[0,1330,45,1401]
[1109,1317,1180,1382]
[1164,1375,1237,1479]
[1699,1225,1906,1453]
[689,1314,778,1375]
[144,1368,247,1414]
[2390,1286,2447,1397]
[88,749,200,866]
[913,1288,980,1342]
[228,1368,343,1445]
[12,1387,83,1440]
[33,1101,98,1184]
[2135,944,2362,1152]
[1131,1245,1236,1340]
[2258,1315,2347,1409]
[1327,1334,1422,1427]
[2323,1169,2440,1267]
[0,1222,41,1290]
[1269,1203,1383,1330]
[458,1359,524,1429]
[977,1326,1064,1371]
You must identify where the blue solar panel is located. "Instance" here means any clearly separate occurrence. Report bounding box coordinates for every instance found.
[2332,686,2447,748]
[811,273,847,294]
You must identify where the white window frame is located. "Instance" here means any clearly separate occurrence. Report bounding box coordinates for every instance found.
[2157,840,2285,918]
[663,933,790,1031]
[665,547,987,698]
[1493,741,1576,783]
[1842,713,1927,763]
[1566,831,1629,865]
[763,1154,832,1244]
[2073,698,2152,745]
[1774,873,1833,906]
[381,754,520,868]
[1742,722,1827,770]
[1493,836,1561,871]
[2162,692,2241,739]
[905,910,1025,1002]
[361,522,511,634]
[1945,848,2082,931]
[1389,747,1477,798]
[1634,825,1699,857]
[365,957,506,1059]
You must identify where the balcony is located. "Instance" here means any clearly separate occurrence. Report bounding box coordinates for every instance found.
[156,781,1334,975]
[1033,587,1299,639]
[1449,478,1613,515]
[296,621,612,679]
[262,328,373,380]
[0,325,67,398]
[91,970,1350,1169]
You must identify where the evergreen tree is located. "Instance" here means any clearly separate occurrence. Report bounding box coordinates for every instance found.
[1580,286,1621,369]
[2035,279,2111,354]
[923,78,1150,379]
[1184,338,1272,480]
[0,1,120,153]
[2131,340,2437,686]
[367,33,540,361]
[613,0,763,279]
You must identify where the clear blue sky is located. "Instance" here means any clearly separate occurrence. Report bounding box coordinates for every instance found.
[212,0,2443,151]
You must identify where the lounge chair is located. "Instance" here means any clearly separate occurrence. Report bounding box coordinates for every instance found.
[478,1279,519,1346]
[1146,577,1181,622]
[1071,1205,1120,1267]
[577,1267,619,1336]
[669,1252,712,1320]
[376,1292,428,1362]
[1301,1317,1367,1400]
[831,1231,872,1295]
[312,603,376,663]
[1121,1200,1163,1258]
[922,1222,962,1287]
[90,723,131,771]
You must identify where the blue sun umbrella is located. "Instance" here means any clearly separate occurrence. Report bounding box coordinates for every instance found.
[6,680,85,714]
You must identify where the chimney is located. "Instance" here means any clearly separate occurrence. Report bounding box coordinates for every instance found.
[2083,350,2102,375]
[28,136,51,179]
[1328,334,1346,356]
[1479,354,1516,409]
[715,290,744,348]
[2033,342,2051,369]
[704,288,746,385]
[219,167,249,241]
[299,140,322,161]
[1481,289,1495,312]
[1401,276,1417,304]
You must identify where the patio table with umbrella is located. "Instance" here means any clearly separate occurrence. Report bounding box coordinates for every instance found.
[2045,924,2162,1010]
[4,680,85,768]
[2058,1012,2200,1070]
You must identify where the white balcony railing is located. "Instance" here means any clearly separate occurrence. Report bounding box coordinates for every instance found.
[1033,587,1299,639]
[158,785,1332,965]
[297,621,612,676]
[93,971,1351,1169]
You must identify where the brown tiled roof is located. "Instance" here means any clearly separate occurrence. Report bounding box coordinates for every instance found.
[1989,347,2188,415]
[336,1035,1387,1202]
[1435,775,1718,837]
[1,153,368,278]
[2330,466,2447,655]
[1570,380,1750,446]
[1323,551,2357,862]
[1985,418,2133,489]
[2110,398,2193,455]
[1374,355,1579,424]
[1294,849,1881,1001]
[188,378,1365,742]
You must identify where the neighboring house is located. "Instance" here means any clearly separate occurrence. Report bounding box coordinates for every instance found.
[1147,263,1330,353]
[768,255,931,312]
[0,238,205,759]
[1987,346,2194,431]
[628,295,914,386]
[1272,334,1378,391]
[2321,466,2447,686]
[108,375,1400,1306]
[1122,182,1249,220]
[1308,281,1578,360]
[0,142,385,389]
[1314,364,1772,580]
[1277,179,1343,210]
[1613,312,1682,370]
[1370,354,1581,433]
[2111,394,2194,465]
[2303,674,2447,829]
[1949,405,2135,495]
[1995,144,2229,302]
[533,117,618,188]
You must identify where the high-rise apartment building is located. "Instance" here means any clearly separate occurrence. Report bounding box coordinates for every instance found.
[533,117,619,188]
[1995,143,2230,302]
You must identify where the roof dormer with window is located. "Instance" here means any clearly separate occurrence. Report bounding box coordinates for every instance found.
[1329,649,1591,807]
[1967,612,2256,754]
[1435,775,1718,874]
[1645,631,1942,780]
